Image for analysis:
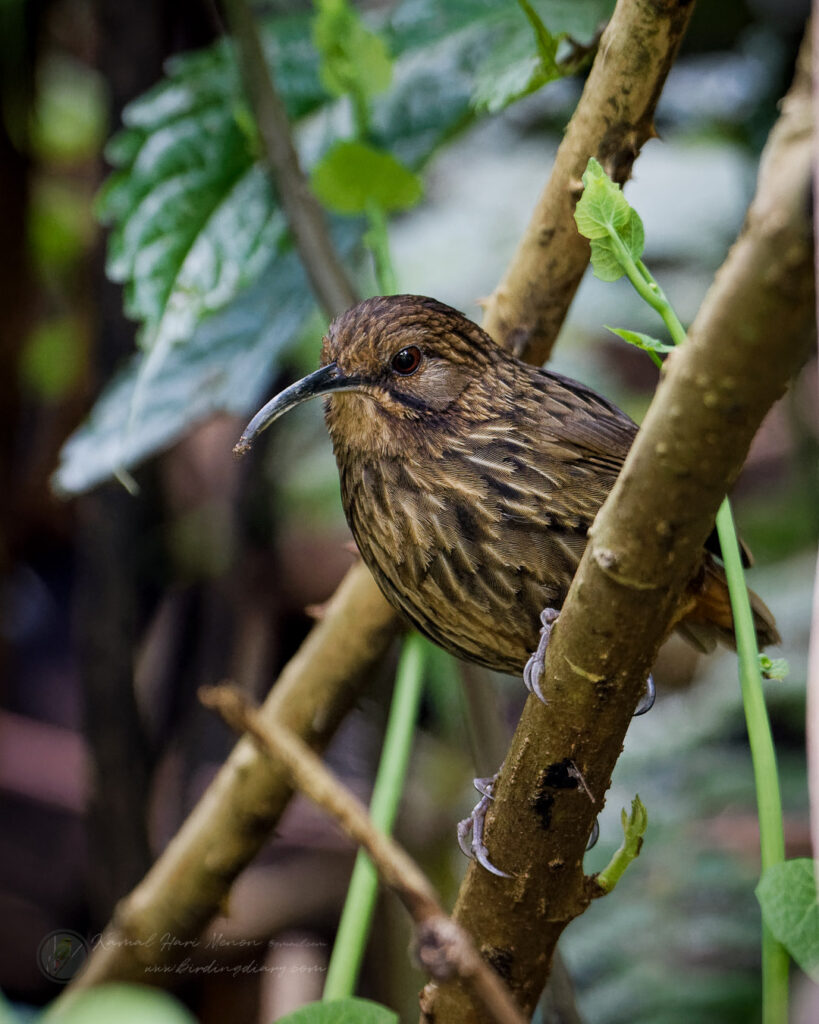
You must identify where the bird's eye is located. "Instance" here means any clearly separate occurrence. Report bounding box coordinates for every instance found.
[391,346,422,376]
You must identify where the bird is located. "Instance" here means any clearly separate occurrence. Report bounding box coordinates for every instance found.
[236,293,780,876]
[235,293,779,678]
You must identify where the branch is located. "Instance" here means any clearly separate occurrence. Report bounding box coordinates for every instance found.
[61,562,402,991]
[481,0,696,363]
[426,37,814,1023]
[222,0,358,318]
[200,684,528,1024]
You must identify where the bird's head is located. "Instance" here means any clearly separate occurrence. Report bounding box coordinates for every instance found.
[234,295,503,457]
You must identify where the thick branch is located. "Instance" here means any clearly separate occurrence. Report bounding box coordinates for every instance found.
[482,0,696,363]
[427,38,814,1024]
[222,0,358,318]
[201,685,528,1024]
[64,562,401,990]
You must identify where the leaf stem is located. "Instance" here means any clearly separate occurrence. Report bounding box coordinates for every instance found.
[322,633,427,1000]
[715,499,788,1023]
[610,235,687,347]
[364,200,398,295]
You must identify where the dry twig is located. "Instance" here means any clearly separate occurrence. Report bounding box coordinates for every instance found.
[201,684,528,1024]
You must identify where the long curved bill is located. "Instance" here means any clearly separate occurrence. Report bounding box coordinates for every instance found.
[233,362,360,456]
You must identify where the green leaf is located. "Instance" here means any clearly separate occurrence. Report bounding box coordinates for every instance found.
[96,46,287,356]
[42,983,197,1024]
[518,0,559,64]
[606,326,674,355]
[587,237,626,281]
[756,859,819,981]
[276,998,398,1024]
[575,157,644,279]
[311,141,422,214]
[313,0,392,102]
[475,0,564,113]
[52,228,357,496]
[574,156,630,238]
[472,0,611,113]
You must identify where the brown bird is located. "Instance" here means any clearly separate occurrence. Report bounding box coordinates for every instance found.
[236,294,779,681]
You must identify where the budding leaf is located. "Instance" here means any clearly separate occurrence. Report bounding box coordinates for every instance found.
[311,140,422,215]
[759,653,789,681]
[596,794,648,894]
[575,156,644,280]
[606,326,673,355]
[756,859,819,982]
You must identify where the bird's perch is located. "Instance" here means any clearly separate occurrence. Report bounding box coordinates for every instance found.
[425,36,814,1023]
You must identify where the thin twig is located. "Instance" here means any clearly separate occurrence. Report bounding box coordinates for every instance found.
[222,0,357,318]
[200,684,528,1024]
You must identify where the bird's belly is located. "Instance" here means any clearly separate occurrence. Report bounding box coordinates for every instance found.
[343,470,572,675]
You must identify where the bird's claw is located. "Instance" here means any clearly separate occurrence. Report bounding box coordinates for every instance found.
[457,774,512,878]
[633,673,655,716]
[586,817,600,851]
[523,607,560,704]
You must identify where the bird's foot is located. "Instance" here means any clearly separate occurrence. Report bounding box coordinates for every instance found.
[457,774,512,878]
[633,673,656,716]
[523,607,560,704]
[587,817,600,850]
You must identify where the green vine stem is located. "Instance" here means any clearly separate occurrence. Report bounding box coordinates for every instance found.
[365,199,398,296]
[322,633,427,1000]
[716,499,788,1024]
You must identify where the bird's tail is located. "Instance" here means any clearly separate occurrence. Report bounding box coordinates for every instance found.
[677,559,781,653]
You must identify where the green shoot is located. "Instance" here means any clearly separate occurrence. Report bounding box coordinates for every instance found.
[596,796,648,894]
[322,634,427,1001]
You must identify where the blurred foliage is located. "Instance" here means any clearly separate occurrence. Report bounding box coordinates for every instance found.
[30,55,107,165]
[311,140,422,214]
[41,984,197,1024]
[275,997,398,1023]
[20,316,84,400]
[53,0,612,495]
